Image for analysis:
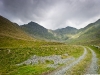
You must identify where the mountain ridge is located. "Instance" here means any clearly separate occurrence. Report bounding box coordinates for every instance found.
[20,21,58,40]
[0,15,100,45]
[67,19,100,45]
[0,15,34,40]
[20,21,78,41]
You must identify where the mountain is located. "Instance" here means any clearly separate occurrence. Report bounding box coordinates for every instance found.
[1,15,100,46]
[67,19,100,45]
[0,15,34,40]
[0,15,37,48]
[21,22,58,40]
[54,26,78,40]
[0,15,63,48]
[20,22,78,41]
[55,26,78,34]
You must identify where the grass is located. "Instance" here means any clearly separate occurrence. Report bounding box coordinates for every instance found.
[8,64,54,75]
[66,47,92,75]
[45,60,54,64]
[61,54,68,59]
[90,46,100,73]
[0,45,83,75]
[0,35,64,48]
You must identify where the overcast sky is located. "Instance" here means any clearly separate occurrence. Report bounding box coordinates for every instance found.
[0,0,100,30]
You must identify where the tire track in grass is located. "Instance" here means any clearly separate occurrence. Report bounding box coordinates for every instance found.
[85,47,98,74]
[65,47,92,75]
[47,47,87,75]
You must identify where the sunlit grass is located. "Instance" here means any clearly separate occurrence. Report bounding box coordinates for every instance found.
[8,64,54,75]
[0,45,83,75]
[0,35,63,48]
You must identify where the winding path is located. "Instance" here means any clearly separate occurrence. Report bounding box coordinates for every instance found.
[17,46,98,75]
[86,47,98,74]
[47,47,87,75]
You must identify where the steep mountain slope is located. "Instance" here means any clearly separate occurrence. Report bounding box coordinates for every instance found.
[1,15,100,45]
[0,15,63,48]
[67,19,100,45]
[0,15,34,40]
[21,22,58,40]
[54,26,78,40]
[55,26,78,34]
[0,15,38,48]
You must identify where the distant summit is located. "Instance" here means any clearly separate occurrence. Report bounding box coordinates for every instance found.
[21,21,57,40]
[68,18,100,45]
[0,15,100,45]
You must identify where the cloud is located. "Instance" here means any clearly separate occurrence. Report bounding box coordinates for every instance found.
[0,0,100,29]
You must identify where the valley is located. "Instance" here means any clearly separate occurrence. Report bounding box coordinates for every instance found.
[0,15,100,75]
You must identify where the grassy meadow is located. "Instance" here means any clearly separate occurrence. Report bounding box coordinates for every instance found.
[0,42,84,75]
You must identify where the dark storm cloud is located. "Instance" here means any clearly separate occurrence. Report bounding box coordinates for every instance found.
[0,0,100,29]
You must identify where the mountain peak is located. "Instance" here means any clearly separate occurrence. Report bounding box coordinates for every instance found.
[66,26,72,28]
[21,21,57,40]
[28,21,37,25]
[0,15,33,40]
[65,26,77,29]
[95,19,100,23]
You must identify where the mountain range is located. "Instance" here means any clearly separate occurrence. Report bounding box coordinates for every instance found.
[20,22,79,41]
[67,19,100,45]
[0,15,100,46]
[20,21,58,40]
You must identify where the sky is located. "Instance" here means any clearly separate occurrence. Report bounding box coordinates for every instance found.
[0,0,100,30]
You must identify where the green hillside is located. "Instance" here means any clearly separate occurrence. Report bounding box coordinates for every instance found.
[1,15,100,46]
[21,22,78,41]
[66,19,100,45]
[0,15,34,40]
[54,26,78,40]
[21,22,58,40]
[0,15,64,48]
[0,15,39,48]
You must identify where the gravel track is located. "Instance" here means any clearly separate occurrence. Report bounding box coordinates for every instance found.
[47,47,87,75]
[86,47,98,74]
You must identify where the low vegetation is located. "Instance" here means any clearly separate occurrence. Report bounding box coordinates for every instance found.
[66,47,92,75]
[0,15,100,75]
[0,45,83,75]
[9,64,54,75]
[0,35,64,48]
[90,46,100,73]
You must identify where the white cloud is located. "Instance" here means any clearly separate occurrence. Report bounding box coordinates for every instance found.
[0,0,100,30]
